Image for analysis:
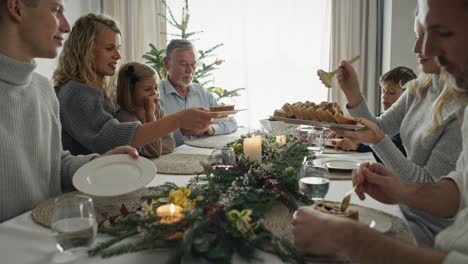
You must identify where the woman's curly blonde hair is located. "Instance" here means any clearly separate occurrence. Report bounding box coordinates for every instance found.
[53,13,120,108]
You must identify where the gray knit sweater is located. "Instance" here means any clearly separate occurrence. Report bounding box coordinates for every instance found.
[0,53,91,223]
[348,74,464,246]
[58,80,140,155]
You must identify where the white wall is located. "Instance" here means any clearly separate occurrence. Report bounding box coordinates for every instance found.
[382,0,418,74]
[35,0,100,79]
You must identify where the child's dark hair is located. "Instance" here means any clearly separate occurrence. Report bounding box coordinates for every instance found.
[380,66,417,87]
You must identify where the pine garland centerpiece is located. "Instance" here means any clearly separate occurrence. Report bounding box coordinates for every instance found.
[89,133,310,263]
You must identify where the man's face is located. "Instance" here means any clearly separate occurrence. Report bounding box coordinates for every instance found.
[164,48,197,90]
[419,0,468,91]
[17,0,70,60]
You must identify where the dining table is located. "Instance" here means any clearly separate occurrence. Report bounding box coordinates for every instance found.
[0,127,414,264]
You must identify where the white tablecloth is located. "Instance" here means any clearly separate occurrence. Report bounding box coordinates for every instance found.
[0,133,406,264]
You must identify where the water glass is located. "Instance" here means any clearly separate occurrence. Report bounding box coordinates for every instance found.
[296,125,314,144]
[209,147,237,170]
[307,127,325,156]
[51,194,97,252]
[298,160,330,201]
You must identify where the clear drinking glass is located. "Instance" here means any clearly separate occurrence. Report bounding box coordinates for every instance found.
[298,160,330,201]
[51,194,97,252]
[209,147,237,170]
[307,127,325,156]
[296,125,314,144]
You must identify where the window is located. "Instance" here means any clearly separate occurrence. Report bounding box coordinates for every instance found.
[166,0,331,128]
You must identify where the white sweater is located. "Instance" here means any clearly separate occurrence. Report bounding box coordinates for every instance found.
[0,53,91,222]
[437,107,468,264]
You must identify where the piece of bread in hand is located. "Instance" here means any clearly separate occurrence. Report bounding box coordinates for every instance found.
[313,201,359,220]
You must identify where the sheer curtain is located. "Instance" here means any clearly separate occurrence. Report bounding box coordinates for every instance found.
[165,0,331,129]
[102,0,167,64]
[330,0,383,114]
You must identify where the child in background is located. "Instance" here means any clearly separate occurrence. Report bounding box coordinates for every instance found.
[116,62,175,158]
[333,66,416,160]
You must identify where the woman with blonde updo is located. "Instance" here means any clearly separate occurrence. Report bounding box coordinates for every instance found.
[54,14,215,156]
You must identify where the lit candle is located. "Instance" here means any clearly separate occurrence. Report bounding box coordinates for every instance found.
[275,135,286,147]
[243,135,262,163]
[156,203,184,224]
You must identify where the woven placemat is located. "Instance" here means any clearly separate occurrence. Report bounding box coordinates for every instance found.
[185,135,240,149]
[263,202,415,263]
[153,153,209,175]
[31,188,162,229]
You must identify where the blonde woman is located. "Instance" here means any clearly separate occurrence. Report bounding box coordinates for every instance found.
[54,14,215,155]
[333,19,468,246]
[115,62,175,158]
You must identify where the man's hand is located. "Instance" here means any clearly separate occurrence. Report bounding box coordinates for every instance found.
[353,162,405,204]
[94,145,139,160]
[292,207,355,256]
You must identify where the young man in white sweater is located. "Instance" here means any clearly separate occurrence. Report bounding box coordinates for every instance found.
[292,0,468,263]
[0,0,138,222]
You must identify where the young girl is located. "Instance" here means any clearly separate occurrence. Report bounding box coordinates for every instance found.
[115,62,175,158]
[53,14,215,156]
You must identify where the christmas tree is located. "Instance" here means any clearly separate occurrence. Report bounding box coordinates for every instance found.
[143,0,244,101]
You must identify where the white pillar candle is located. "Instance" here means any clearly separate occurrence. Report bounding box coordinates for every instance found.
[275,135,286,147]
[243,135,262,163]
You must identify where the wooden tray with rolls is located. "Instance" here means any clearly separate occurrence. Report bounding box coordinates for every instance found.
[270,101,364,130]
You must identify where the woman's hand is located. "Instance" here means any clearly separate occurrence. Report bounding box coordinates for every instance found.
[178,108,217,133]
[336,60,364,108]
[331,118,385,145]
[353,162,403,204]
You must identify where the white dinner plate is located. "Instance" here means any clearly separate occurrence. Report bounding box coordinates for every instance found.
[211,109,246,116]
[73,154,156,197]
[314,157,360,170]
[350,205,393,233]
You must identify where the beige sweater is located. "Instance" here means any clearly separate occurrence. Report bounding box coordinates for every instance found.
[115,106,175,158]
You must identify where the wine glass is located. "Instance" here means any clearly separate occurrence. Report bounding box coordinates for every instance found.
[51,194,97,253]
[209,147,237,170]
[307,127,325,156]
[298,160,330,201]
